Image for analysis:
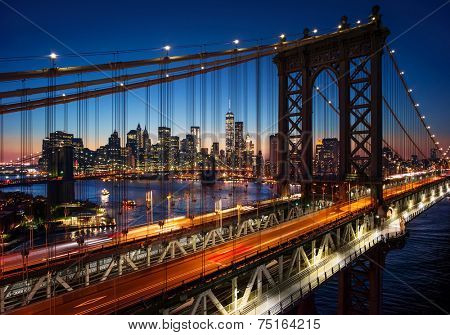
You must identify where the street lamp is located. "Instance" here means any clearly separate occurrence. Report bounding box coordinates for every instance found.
[167,194,172,221]
[49,52,57,68]
[348,182,351,211]
[185,191,190,218]
[237,204,242,225]
[146,190,153,229]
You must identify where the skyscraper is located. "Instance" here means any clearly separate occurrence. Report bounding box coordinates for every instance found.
[211,142,219,157]
[158,127,171,166]
[269,134,278,177]
[244,134,254,169]
[141,126,150,166]
[234,122,244,160]
[314,138,339,177]
[136,123,143,150]
[40,131,75,179]
[126,130,138,168]
[180,134,196,166]
[126,130,138,157]
[169,136,180,167]
[255,150,264,179]
[107,130,122,166]
[225,111,234,159]
[190,126,201,153]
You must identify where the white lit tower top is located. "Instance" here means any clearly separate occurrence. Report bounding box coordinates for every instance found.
[225,100,235,156]
[190,126,201,153]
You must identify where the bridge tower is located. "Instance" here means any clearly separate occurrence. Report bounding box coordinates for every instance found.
[274,6,389,208]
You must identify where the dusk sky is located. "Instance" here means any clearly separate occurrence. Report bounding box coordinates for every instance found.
[0,0,449,161]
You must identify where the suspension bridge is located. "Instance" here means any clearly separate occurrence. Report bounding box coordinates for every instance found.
[0,6,449,315]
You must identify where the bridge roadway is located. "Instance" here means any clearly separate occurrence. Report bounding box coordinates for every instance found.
[1,200,284,274]
[5,175,443,314]
[1,176,436,275]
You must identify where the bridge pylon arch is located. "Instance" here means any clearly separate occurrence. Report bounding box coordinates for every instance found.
[274,8,389,208]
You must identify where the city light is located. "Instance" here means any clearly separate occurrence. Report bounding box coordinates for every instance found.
[233,39,239,45]
[400,71,405,75]
[49,52,57,59]
[408,88,413,92]
[356,20,361,24]
[312,28,318,34]
[163,45,171,51]
[279,33,285,39]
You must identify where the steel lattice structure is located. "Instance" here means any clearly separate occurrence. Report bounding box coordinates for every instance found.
[274,14,389,206]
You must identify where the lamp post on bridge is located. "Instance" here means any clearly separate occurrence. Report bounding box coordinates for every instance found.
[146,190,153,238]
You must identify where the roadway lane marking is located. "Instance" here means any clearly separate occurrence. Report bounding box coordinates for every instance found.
[74,296,107,308]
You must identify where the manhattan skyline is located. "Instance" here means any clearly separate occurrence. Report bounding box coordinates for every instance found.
[0,0,449,161]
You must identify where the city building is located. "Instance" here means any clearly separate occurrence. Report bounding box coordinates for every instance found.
[234,122,245,159]
[211,142,220,158]
[190,126,201,153]
[244,134,255,170]
[314,138,339,177]
[126,129,138,168]
[158,126,171,166]
[169,136,180,167]
[106,130,122,168]
[269,134,278,178]
[180,134,196,166]
[225,110,235,160]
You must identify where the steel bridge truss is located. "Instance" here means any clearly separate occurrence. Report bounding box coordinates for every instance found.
[164,214,376,315]
[275,21,389,205]
[0,198,333,313]
[159,181,448,315]
[1,181,447,314]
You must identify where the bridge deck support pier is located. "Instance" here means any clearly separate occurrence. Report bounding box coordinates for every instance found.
[337,244,384,314]
[0,286,5,313]
[295,292,317,315]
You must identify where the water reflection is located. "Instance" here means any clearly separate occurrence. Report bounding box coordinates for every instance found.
[2,179,274,228]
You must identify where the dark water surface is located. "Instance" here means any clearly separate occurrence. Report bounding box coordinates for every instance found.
[3,181,450,314]
[2,179,275,226]
[314,196,450,314]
